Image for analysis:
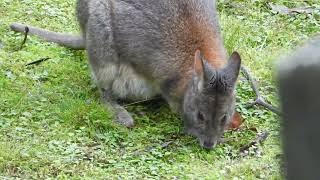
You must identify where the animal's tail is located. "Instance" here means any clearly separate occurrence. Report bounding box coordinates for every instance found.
[10,23,85,50]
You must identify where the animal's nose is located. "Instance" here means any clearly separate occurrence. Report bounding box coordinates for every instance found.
[203,141,214,150]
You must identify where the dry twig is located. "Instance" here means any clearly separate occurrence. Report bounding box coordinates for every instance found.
[239,131,269,155]
[241,66,281,116]
[123,97,161,107]
[26,57,51,66]
[269,3,315,15]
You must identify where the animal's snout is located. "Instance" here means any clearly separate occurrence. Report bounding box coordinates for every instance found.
[203,140,217,150]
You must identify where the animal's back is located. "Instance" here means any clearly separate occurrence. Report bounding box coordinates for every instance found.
[77,0,227,81]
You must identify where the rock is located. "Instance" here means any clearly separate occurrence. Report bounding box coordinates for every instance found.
[278,36,320,180]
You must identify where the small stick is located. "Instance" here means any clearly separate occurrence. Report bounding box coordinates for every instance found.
[241,66,281,116]
[218,138,234,144]
[123,97,161,107]
[19,26,29,50]
[161,141,174,149]
[26,57,51,66]
[239,132,269,154]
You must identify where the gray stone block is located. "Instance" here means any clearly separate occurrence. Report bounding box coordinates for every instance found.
[278,36,320,180]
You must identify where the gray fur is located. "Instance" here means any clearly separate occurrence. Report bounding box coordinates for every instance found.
[10,0,241,149]
[183,52,240,149]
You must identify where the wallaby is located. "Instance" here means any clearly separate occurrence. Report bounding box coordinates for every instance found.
[10,0,241,149]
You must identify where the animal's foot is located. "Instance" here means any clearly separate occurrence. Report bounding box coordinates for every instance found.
[113,106,134,128]
[100,88,134,127]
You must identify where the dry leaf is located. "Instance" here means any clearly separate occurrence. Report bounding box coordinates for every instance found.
[228,111,243,130]
[249,127,258,132]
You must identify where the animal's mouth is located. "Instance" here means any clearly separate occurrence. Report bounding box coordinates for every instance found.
[198,138,218,150]
[183,128,219,150]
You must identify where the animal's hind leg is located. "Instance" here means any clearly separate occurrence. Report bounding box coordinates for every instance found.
[101,88,134,127]
[85,1,134,127]
[89,59,135,128]
[87,48,135,127]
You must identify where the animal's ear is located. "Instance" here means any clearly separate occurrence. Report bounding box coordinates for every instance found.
[193,50,205,91]
[223,51,241,85]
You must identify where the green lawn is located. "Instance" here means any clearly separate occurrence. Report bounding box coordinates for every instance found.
[0,0,319,179]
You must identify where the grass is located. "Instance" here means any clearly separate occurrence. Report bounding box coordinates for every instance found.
[0,0,319,179]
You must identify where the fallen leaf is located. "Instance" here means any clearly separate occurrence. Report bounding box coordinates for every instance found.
[228,111,243,130]
[249,127,258,132]
[5,71,15,80]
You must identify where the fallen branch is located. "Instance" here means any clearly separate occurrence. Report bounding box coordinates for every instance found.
[218,138,234,144]
[239,131,269,156]
[19,26,29,50]
[269,3,315,15]
[123,96,161,107]
[241,66,281,116]
[160,141,174,149]
[26,57,51,66]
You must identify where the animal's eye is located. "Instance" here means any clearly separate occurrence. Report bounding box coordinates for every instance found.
[198,112,205,123]
[221,114,227,125]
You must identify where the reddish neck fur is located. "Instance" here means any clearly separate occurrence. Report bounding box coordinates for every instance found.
[164,10,227,111]
[192,17,227,69]
[177,15,227,85]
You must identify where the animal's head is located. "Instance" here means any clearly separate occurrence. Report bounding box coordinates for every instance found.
[183,50,241,149]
